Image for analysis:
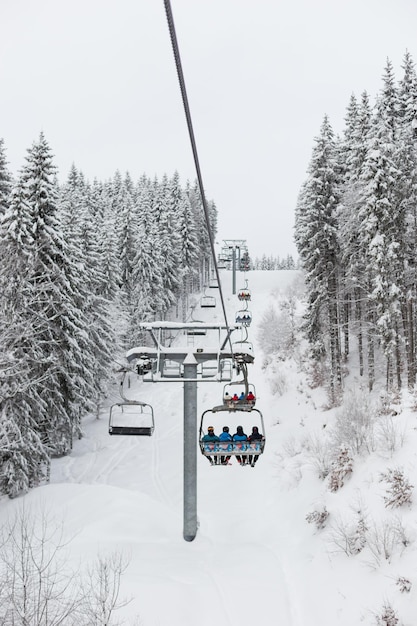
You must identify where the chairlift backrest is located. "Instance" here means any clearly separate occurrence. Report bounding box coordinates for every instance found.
[109,402,155,436]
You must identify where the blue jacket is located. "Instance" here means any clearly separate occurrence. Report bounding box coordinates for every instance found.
[202,433,219,442]
[219,432,232,441]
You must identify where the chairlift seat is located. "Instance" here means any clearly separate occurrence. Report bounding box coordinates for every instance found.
[109,425,153,436]
[109,402,155,436]
[200,296,216,308]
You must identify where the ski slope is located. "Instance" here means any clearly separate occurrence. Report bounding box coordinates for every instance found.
[1,269,405,625]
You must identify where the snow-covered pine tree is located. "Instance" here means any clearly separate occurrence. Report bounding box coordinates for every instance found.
[115,182,138,296]
[397,51,417,387]
[338,92,373,377]
[187,180,211,290]
[0,138,12,217]
[7,134,97,454]
[156,172,183,316]
[295,115,342,404]
[358,90,405,390]
[176,186,199,320]
[129,184,165,345]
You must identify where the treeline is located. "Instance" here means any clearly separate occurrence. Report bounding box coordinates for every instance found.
[252,254,298,270]
[0,133,216,496]
[295,51,417,404]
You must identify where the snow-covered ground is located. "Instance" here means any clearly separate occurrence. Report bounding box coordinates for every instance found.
[1,269,417,625]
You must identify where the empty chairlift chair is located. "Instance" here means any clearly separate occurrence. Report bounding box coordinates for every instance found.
[200,295,216,308]
[109,401,155,436]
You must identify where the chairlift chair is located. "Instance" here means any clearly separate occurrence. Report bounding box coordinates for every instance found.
[222,382,257,408]
[198,405,265,465]
[109,401,155,436]
[200,295,216,308]
[108,368,155,436]
[235,310,252,326]
[237,288,251,301]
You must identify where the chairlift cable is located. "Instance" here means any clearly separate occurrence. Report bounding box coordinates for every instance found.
[163,0,232,350]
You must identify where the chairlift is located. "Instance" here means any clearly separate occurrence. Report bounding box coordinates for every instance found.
[232,340,254,357]
[222,382,257,408]
[237,288,251,301]
[109,401,155,436]
[108,370,155,436]
[187,304,207,335]
[136,357,154,376]
[235,310,252,326]
[198,405,265,465]
[162,359,183,378]
[209,279,219,289]
[200,295,216,308]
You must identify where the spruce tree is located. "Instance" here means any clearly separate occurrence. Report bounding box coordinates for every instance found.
[295,115,342,403]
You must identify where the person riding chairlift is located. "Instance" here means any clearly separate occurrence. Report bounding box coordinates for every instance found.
[232,425,248,465]
[247,426,264,467]
[201,426,220,465]
[246,390,255,403]
[219,426,232,465]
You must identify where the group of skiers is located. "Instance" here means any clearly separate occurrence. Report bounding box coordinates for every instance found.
[223,390,255,405]
[201,425,264,467]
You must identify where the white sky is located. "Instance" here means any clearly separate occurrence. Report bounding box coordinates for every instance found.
[3,0,417,259]
[1,269,415,625]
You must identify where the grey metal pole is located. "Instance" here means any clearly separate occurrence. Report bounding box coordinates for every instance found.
[183,353,198,541]
[232,247,236,295]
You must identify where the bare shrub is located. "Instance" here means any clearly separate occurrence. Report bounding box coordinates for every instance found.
[366,518,409,568]
[270,368,288,396]
[328,512,367,556]
[257,305,294,357]
[375,601,399,625]
[375,416,406,457]
[82,551,132,625]
[281,436,303,458]
[306,507,329,530]
[0,504,81,625]
[396,576,411,593]
[0,504,136,626]
[380,468,413,509]
[304,432,332,479]
[330,388,376,454]
[328,445,353,492]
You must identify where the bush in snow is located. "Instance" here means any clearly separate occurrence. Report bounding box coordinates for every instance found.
[366,517,410,568]
[306,507,329,530]
[330,388,376,455]
[0,504,137,625]
[380,468,413,509]
[375,602,399,626]
[304,432,332,479]
[269,365,288,396]
[328,445,353,492]
[329,512,367,556]
[375,415,406,457]
[396,577,411,593]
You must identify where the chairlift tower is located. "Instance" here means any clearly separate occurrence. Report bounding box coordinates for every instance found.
[221,239,249,295]
[126,322,253,542]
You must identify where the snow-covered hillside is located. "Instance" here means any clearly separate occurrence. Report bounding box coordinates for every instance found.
[1,269,416,625]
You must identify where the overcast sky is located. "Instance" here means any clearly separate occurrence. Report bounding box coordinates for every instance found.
[3,0,417,259]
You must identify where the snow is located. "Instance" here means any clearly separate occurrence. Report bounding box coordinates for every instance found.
[1,269,417,625]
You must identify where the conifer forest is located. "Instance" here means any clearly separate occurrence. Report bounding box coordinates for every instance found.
[0,132,217,497]
[295,52,417,404]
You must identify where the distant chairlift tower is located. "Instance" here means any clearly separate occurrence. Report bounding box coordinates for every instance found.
[221,239,249,295]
